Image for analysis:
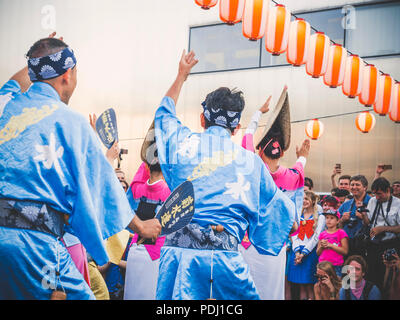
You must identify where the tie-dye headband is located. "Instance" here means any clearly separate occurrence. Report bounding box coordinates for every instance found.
[27,47,77,81]
[202,101,241,129]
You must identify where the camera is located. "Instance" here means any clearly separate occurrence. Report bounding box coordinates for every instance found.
[347,206,369,229]
[347,216,358,229]
[384,248,397,262]
[120,148,128,155]
[356,206,369,214]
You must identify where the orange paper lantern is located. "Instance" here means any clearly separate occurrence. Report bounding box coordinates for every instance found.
[389,81,400,123]
[265,4,290,56]
[195,0,218,9]
[287,18,310,66]
[359,64,378,107]
[305,119,324,140]
[355,111,376,133]
[306,32,330,78]
[242,0,270,41]
[219,0,245,25]
[374,73,393,116]
[342,55,363,98]
[323,44,347,88]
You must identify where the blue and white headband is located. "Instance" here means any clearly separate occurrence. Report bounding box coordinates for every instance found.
[202,101,241,129]
[27,47,77,81]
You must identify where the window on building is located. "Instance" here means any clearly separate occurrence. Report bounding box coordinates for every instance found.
[189,2,399,74]
[345,2,400,57]
[189,23,260,73]
[296,8,344,45]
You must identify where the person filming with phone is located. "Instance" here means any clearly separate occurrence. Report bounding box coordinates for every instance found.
[361,177,400,291]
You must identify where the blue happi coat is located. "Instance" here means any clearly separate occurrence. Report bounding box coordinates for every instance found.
[0,80,134,299]
[154,96,295,300]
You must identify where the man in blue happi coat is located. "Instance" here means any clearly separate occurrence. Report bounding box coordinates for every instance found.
[0,34,161,300]
[153,51,296,300]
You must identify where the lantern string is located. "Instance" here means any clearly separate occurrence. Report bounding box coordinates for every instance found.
[252,108,373,127]
[118,108,376,142]
[269,0,397,80]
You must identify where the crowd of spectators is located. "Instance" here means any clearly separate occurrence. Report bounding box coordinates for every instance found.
[287,164,400,300]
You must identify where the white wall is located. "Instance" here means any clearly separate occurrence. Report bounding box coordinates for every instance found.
[0,0,398,191]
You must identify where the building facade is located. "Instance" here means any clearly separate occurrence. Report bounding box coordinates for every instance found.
[0,0,399,192]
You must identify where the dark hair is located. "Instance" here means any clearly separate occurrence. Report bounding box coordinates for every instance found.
[26,37,68,59]
[393,181,400,185]
[335,189,350,197]
[350,175,368,188]
[344,255,368,274]
[304,177,314,189]
[203,87,244,133]
[339,175,351,182]
[256,119,285,159]
[149,162,162,173]
[331,187,340,195]
[259,137,283,160]
[371,177,391,193]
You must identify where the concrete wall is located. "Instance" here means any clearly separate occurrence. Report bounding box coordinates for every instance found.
[0,0,398,191]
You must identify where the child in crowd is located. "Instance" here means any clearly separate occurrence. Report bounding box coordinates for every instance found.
[287,191,326,300]
[321,195,339,213]
[317,210,349,278]
[314,261,342,300]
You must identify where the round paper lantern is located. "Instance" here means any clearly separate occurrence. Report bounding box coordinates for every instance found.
[242,0,270,41]
[287,18,310,66]
[355,111,376,133]
[305,119,324,140]
[265,4,290,56]
[195,0,218,9]
[374,73,393,116]
[342,55,363,98]
[306,32,330,79]
[389,81,400,123]
[323,44,347,88]
[359,64,378,107]
[219,0,245,25]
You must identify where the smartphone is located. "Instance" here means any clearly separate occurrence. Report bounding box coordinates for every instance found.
[335,163,341,169]
[383,165,392,170]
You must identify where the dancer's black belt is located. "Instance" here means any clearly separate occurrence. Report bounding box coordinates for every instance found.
[0,199,65,238]
[164,222,238,251]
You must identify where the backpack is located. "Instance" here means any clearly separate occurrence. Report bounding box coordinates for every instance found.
[344,280,374,300]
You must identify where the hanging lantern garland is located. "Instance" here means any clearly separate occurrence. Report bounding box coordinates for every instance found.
[195,0,218,10]
[359,64,378,107]
[219,0,245,25]
[287,18,310,67]
[264,4,290,56]
[306,32,330,79]
[355,111,376,133]
[389,81,400,123]
[342,54,363,98]
[242,0,270,41]
[323,44,347,88]
[374,73,393,116]
[194,0,399,135]
[305,119,324,140]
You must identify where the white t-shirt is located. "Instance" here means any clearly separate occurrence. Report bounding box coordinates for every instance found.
[367,196,400,241]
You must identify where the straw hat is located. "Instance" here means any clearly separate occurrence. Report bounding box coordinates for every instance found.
[255,86,291,152]
[140,119,159,166]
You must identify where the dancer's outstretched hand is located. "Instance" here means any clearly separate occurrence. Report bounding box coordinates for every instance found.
[178,50,198,81]
[259,96,271,114]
